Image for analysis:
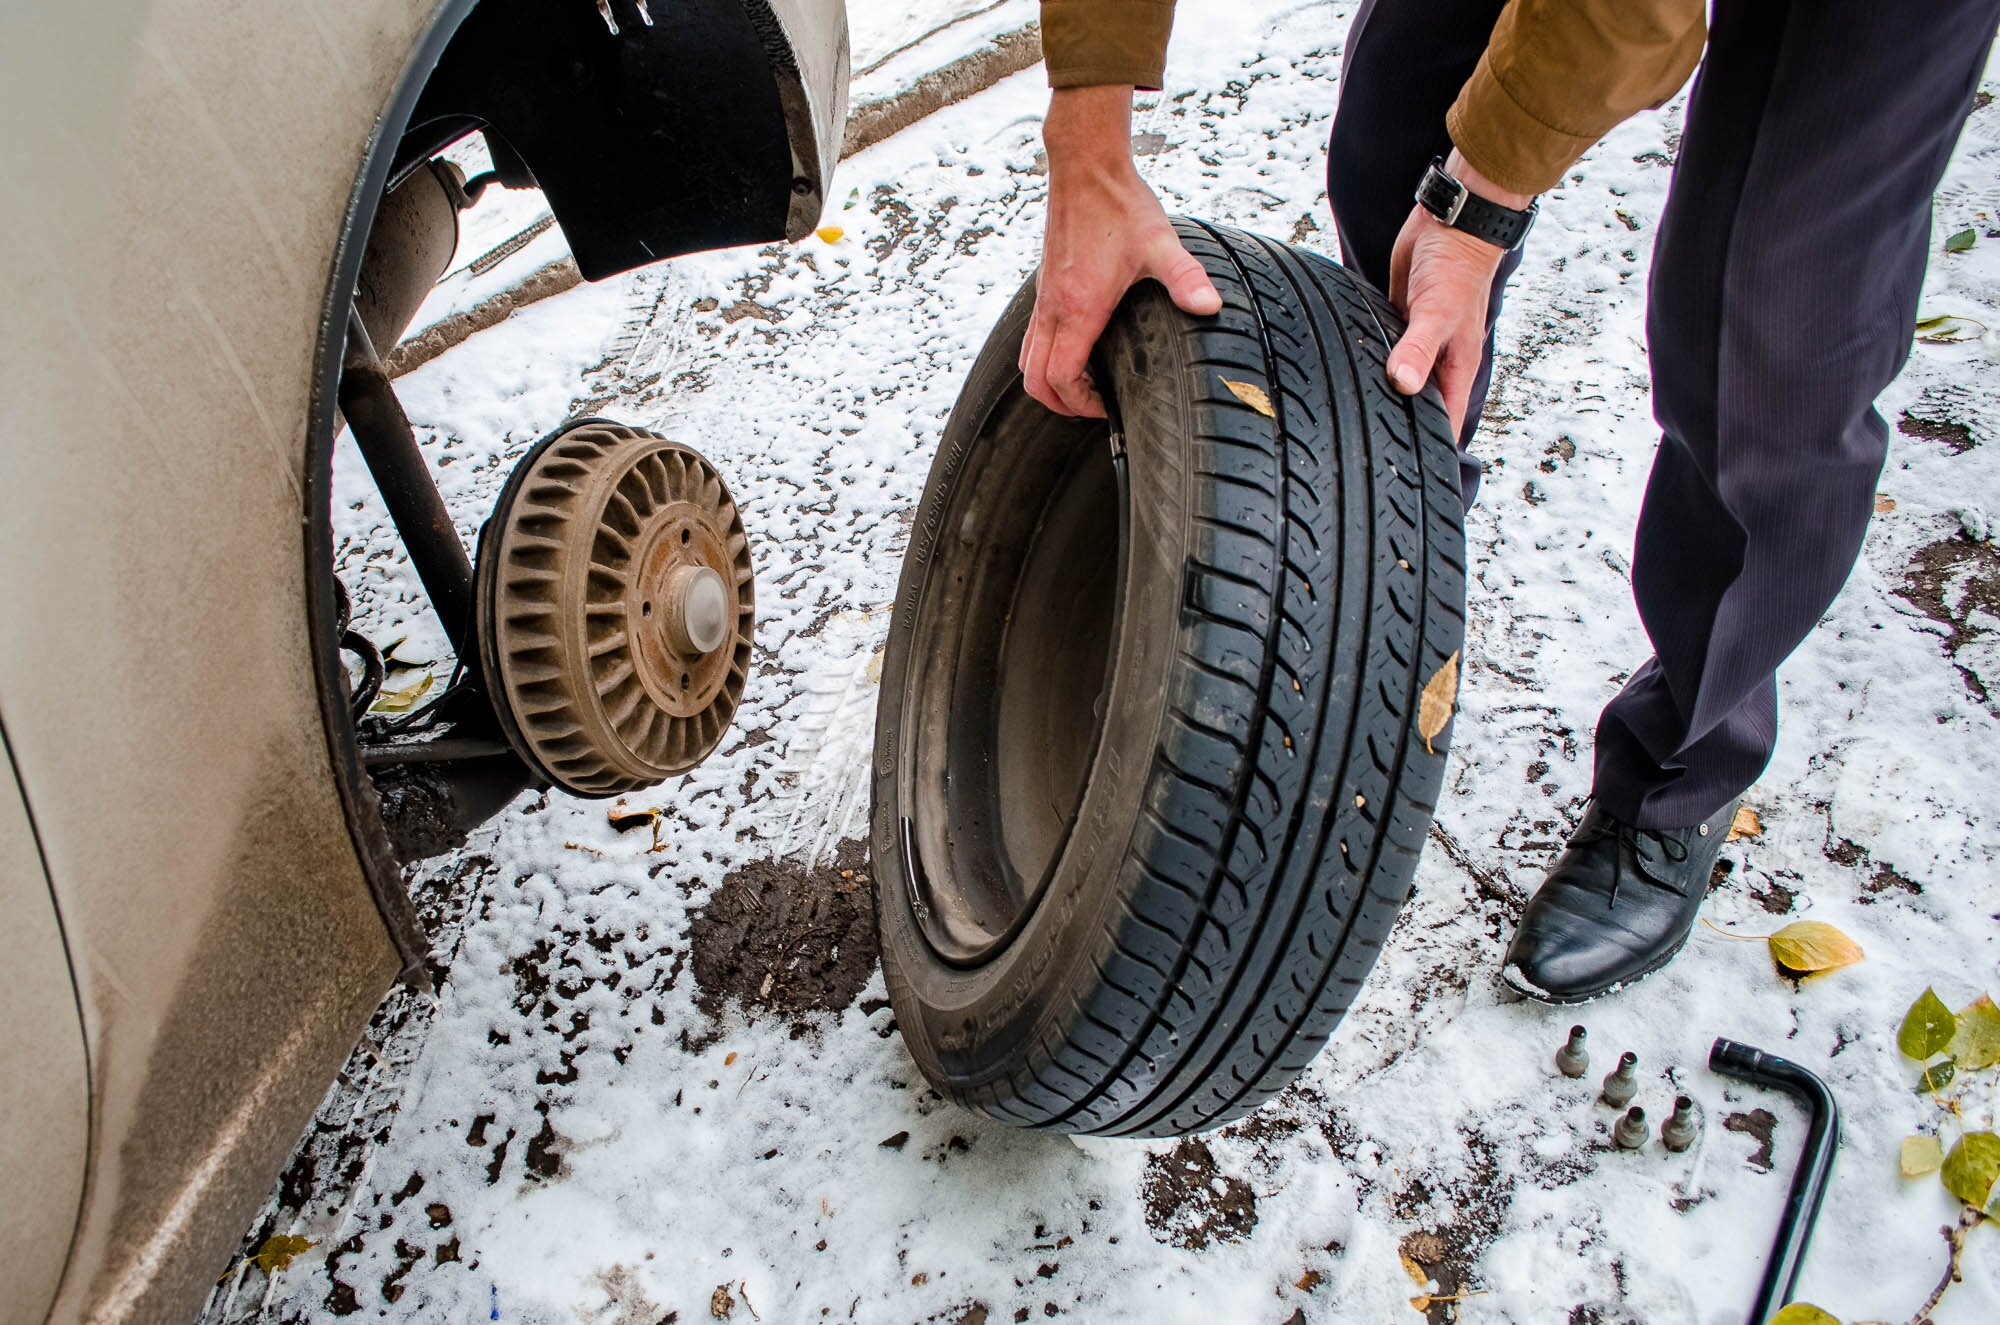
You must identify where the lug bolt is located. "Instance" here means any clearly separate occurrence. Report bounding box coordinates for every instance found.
[1614,1105,1648,1150]
[1601,1051,1639,1108]
[1661,1095,1701,1153]
[1555,1025,1590,1078]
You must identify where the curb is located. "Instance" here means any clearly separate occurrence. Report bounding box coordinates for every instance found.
[389,22,1042,378]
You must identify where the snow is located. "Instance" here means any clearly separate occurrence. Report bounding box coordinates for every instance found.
[214,4,2000,1323]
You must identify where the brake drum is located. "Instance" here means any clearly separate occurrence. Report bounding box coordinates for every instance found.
[476,420,753,796]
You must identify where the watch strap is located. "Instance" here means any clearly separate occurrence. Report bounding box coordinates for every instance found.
[1415,157,1537,251]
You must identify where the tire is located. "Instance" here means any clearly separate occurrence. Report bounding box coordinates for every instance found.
[869,218,1467,1136]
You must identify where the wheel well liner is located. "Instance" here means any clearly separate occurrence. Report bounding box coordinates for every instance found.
[403,0,807,280]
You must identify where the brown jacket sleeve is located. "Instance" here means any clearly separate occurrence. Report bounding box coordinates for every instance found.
[1448,0,1706,196]
[1041,1,1177,90]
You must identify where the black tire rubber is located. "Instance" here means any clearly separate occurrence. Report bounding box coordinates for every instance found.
[869,218,1467,1136]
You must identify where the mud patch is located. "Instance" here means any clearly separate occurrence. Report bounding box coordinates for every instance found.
[1394,1130,1510,1325]
[688,838,878,1028]
[1142,1138,1259,1249]
[1825,837,1922,903]
[1897,532,2000,705]
[1897,410,1977,455]
[1723,1108,1776,1172]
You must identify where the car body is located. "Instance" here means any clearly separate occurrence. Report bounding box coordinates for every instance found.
[0,3,846,1321]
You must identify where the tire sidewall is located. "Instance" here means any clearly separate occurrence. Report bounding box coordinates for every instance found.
[870,279,1195,1097]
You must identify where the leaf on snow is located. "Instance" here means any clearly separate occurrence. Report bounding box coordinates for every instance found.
[1766,920,1863,977]
[1947,993,2000,1070]
[1873,494,1896,514]
[815,225,844,244]
[1940,1131,2000,1210]
[1417,651,1460,755]
[1944,227,1977,253]
[1764,1305,1841,1325]
[248,1234,314,1276]
[607,805,660,833]
[1916,1060,1956,1094]
[1220,378,1276,418]
[1727,805,1763,841]
[1399,1252,1429,1289]
[370,672,434,713]
[1900,1135,1944,1178]
[1914,314,1984,343]
[1898,986,1958,1060]
[711,1281,735,1319]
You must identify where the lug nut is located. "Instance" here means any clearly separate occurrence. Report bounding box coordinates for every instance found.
[1601,1052,1639,1108]
[1614,1105,1648,1150]
[1555,1025,1590,1078]
[1661,1095,1700,1152]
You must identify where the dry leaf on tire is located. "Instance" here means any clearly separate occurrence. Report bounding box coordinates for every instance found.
[1220,378,1276,418]
[1766,920,1864,977]
[1727,805,1763,841]
[1417,651,1460,754]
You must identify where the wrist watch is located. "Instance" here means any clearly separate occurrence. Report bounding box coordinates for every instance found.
[1415,157,1538,251]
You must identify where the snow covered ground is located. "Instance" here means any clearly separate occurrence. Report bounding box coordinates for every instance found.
[208,4,2000,1322]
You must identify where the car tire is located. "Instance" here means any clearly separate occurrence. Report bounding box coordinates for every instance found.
[870,218,1467,1136]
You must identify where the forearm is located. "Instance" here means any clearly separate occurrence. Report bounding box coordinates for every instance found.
[1044,85,1138,178]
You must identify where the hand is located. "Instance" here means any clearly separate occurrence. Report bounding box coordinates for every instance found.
[1383,149,1529,435]
[1022,86,1223,417]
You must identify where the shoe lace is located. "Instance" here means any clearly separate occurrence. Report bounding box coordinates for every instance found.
[1572,813,1688,903]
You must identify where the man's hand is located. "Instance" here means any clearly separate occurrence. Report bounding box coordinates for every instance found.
[1383,149,1530,435]
[1022,86,1223,417]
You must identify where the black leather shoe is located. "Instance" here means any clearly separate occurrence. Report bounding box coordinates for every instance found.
[1501,798,1741,1004]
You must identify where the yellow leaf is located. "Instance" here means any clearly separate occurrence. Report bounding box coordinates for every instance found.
[1873,493,1897,513]
[815,225,844,244]
[1400,1253,1429,1288]
[1949,993,2000,1070]
[247,1234,313,1276]
[1767,920,1864,977]
[1728,805,1763,841]
[1417,651,1460,755]
[1220,378,1276,418]
[370,672,434,714]
[1901,1134,1944,1177]
[1410,1297,1431,1313]
[724,1051,738,1066]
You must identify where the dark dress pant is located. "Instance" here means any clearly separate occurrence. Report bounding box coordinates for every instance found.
[1326,0,2000,829]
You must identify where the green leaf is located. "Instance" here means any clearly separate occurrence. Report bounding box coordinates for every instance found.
[1766,1304,1841,1325]
[1899,987,1958,1060]
[1901,1135,1944,1177]
[1916,1060,1957,1094]
[1945,227,1977,253]
[247,1234,314,1276]
[1940,1131,2000,1210]
[1947,994,2000,1070]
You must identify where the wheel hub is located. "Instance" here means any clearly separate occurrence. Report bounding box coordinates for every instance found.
[476,420,753,795]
